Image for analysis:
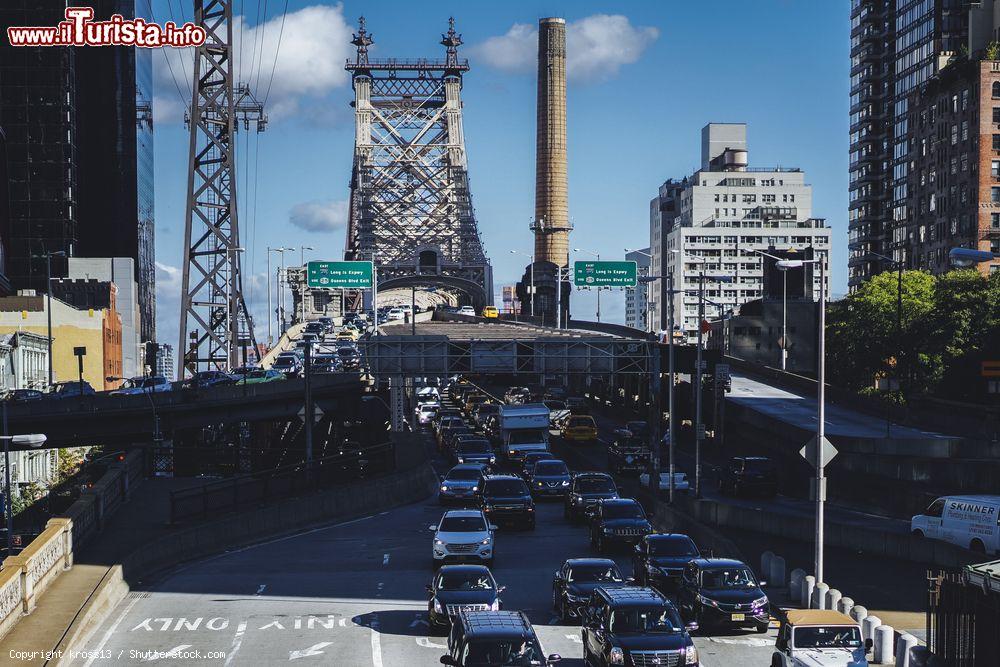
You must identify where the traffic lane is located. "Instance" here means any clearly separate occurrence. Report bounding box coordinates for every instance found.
[729,374,951,439]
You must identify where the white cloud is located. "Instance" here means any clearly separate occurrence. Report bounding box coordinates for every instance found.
[152,4,354,124]
[289,199,349,232]
[471,14,659,83]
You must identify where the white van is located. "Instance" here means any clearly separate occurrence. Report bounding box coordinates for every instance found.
[911,495,1000,555]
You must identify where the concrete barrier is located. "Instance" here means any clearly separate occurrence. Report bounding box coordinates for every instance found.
[790,568,806,600]
[0,518,74,641]
[761,551,774,580]
[838,596,854,616]
[813,582,830,609]
[895,633,918,667]
[862,615,882,642]
[802,575,816,607]
[851,605,868,625]
[874,625,894,664]
[769,555,786,589]
[50,565,129,666]
[826,588,842,611]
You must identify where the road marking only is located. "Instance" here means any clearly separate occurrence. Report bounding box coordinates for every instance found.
[289,642,333,661]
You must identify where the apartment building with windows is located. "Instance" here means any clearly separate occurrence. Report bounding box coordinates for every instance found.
[650,124,831,344]
[624,248,650,331]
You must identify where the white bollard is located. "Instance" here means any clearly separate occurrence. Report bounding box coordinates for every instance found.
[761,551,774,581]
[802,576,816,608]
[826,588,842,611]
[838,597,854,616]
[790,569,807,601]
[874,625,894,664]
[851,605,868,625]
[895,633,918,667]
[862,615,882,642]
[769,556,786,589]
[813,582,830,609]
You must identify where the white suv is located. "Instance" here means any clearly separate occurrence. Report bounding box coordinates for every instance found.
[430,510,496,567]
[457,306,476,316]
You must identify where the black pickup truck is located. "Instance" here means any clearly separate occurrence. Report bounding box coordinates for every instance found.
[607,421,651,476]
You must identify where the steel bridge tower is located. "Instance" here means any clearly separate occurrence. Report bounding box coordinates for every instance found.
[344,18,492,308]
[178,0,266,377]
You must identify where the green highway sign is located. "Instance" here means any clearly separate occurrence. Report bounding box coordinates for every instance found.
[307,261,374,289]
[573,260,637,288]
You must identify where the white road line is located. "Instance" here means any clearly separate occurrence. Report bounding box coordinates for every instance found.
[416,637,448,650]
[382,553,390,566]
[224,620,248,667]
[255,584,267,595]
[83,594,143,667]
[370,614,384,667]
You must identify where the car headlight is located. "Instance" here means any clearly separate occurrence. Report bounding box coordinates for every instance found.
[685,645,698,665]
[561,480,569,486]
[433,598,442,613]
[480,537,491,546]
[434,539,445,547]
[603,527,614,534]
[456,457,464,463]
[752,595,769,609]
[472,486,478,492]
[440,486,448,492]
[489,599,500,611]
[697,594,720,608]
[484,504,494,512]
[571,496,581,505]
[537,481,544,487]
[489,456,496,464]
[609,647,624,665]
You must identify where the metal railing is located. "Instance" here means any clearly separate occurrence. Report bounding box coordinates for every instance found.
[169,442,395,523]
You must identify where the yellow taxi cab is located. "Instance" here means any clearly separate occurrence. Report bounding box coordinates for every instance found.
[561,415,599,442]
[482,306,499,319]
[336,328,359,341]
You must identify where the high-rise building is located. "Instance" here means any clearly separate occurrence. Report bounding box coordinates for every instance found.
[152,343,174,382]
[0,1,155,339]
[650,124,831,344]
[849,0,1000,287]
[0,125,13,296]
[624,248,650,331]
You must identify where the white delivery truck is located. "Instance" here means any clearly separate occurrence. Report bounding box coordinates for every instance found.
[498,404,551,462]
[911,495,1000,555]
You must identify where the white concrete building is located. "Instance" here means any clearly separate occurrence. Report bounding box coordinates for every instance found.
[650,124,831,343]
[624,248,650,330]
[0,331,56,490]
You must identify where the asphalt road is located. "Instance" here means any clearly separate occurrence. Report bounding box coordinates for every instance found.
[76,488,779,666]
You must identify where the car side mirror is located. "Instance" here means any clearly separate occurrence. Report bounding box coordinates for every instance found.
[440,657,457,666]
[758,580,768,587]
[489,524,498,532]
[497,585,506,593]
[547,655,561,664]
[425,584,433,594]
[626,577,636,585]
[685,621,699,632]
[429,524,438,531]
[865,638,873,651]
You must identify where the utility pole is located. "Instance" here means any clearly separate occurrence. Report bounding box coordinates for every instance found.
[667,272,676,503]
[178,0,266,377]
[695,269,705,498]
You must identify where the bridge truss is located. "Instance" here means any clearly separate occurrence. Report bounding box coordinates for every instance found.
[344,18,492,308]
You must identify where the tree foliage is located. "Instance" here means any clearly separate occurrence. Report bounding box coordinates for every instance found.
[826,269,1000,401]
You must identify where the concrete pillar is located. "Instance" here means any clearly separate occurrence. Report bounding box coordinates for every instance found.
[838,597,854,616]
[874,625,894,664]
[895,633,918,667]
[862,615,881,642]
[813,582,830,609]
[802,575,816,608]
[826,588,842,611]
[789,569,807,601]
[761,551,774,581]
[851,605,868,625]
[769,555,786,589]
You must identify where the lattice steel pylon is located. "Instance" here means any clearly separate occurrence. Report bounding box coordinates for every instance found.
[178,0,266,377]
[344,17,492,307]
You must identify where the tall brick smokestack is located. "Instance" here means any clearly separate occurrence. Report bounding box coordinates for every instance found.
[533,17,570,266]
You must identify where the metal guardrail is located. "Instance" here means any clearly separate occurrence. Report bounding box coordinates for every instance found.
[168,442,395,523]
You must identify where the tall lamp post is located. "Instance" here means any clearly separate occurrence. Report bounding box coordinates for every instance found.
[510,250,535,317]
[33,250,66,388]
[574,248,602,322]
[751,248,797,371]
[1,404,46,557]
[297,246,315,324]
[949,247,999,266]
[266,247,291,346]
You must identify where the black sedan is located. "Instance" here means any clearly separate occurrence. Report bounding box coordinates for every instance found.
[632,533,701,592]
[426,565,503,628]
[551,558,628,622]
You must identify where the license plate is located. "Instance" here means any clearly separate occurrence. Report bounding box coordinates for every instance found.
[731,613,745,622]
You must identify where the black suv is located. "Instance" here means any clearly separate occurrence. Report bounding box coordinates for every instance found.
[581,587,698,667]
[478,475,535,530]
[718,456,778,497]
[427,565,504,628]
[564,472,619,523]
[632,533,701,592]
[590,499,652,553]
[443,610,560,666]
[676,558,769,632]
[526,459,571,498]
[551,558,628,622]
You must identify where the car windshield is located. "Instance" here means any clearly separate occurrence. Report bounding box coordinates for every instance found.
[568,417,594,427]
[626,422,648,436]
[439,516,487,532]
[274,360,295,368]
[458,441,491,454]
[437,571,495,591]
[567,564,623,583]
[702,567,756,589]
[535,461,568,476]
[508,431,544,445]
[576,478,615,494]
[463,641,543,666]
[743,459,774,472]
[649,538,699,557]
[485,480,528,496]
[603,503,645,520]
[337,349,357,357]
[448,468,482,481]
[610,607,683,634]
[794,626,863,649]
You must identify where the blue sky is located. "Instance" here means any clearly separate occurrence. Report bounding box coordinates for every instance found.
[148,0,850,343]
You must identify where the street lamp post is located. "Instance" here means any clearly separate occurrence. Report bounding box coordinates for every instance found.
[574,248,602,322]
[510,250,535,317]
[268,247,291,341]
[298,246,315,324]
[751,248,796,371]
[33,250,67,388]
[1,401,46,556]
